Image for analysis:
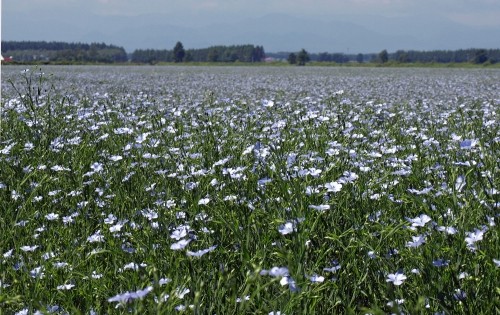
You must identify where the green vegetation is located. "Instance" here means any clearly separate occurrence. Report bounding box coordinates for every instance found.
[0,66,499,314]
[1,41,127,63]
[131,43,265,64]
[3,40,499,66]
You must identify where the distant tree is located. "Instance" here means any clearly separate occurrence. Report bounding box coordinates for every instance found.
[378,49,388,63]
[356,53,364,63]
[207,48,219,62]
[394,50,410,63]
[288,53,297,65]
[184,51,193,62]
[173,41,185,63]
[297,49,310,66]
[473,49,488,64]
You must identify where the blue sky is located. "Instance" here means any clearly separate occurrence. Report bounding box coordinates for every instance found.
[3,0,500,53]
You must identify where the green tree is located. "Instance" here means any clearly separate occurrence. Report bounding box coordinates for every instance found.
[356,53,364,63]
[473,49,488,64]
[378,49,388,63]
[173,41,185,63]
[297,49,310,66]
[288,53,297,65]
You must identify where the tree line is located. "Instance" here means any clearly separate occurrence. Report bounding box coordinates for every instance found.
[3,40,498,65]
[131,43,265,63]
[2,41,128,63]
[268,48,500,65]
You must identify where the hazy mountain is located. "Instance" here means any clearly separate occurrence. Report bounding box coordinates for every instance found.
[3,11,499,53]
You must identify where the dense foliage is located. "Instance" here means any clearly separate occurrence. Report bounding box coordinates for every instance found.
[131,44,265,63]
[269,48,500,64]
[2,41,128,63]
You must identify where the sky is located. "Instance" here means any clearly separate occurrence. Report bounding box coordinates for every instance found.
[2,0,500,53]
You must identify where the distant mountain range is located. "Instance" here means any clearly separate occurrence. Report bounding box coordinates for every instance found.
[3,12,499,53]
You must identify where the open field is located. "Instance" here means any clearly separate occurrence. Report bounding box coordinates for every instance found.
[1,65,499,314]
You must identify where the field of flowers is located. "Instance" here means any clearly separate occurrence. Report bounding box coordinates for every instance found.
[1,65,499,314]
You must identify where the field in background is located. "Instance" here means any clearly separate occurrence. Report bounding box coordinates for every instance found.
[1,66,499,314]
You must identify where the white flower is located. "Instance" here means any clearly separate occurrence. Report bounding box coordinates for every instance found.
[198,197,210,205]
[278,222,295,235]
[109,155,123,162]
[20,245,39,252]
[386,272,407,285]
[455,175,466,192]
[308,204,330,211]
[325,181,342,193]
[57,283,75,290]
[45,213,59,221]
[493,259,500,267]
[170,226,189,240]
[408,214,432,227]
[170,239,191,250]
[3,249,14,258]
[309,274,325,283]
[187,245,217,257]
[236,296,250,302]
[175,287,190,299]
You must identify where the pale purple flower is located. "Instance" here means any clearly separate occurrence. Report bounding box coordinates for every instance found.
[324,260,341,273]
[408,214,432,228]
[453,289,467,301]
[325,181,342,193]
[260,267,289,277]
[109,223,124,233]
[433,259,450,267]
[406,234,426,248]
[465,228,485,248]
[459,139,478,150]
[436,225,457,235]
[90,162,104,173]
[280,276,299,292]
[108,286,153,305]
[87,230,105,243]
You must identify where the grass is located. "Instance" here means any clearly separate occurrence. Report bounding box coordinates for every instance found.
[0,66,499,314]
